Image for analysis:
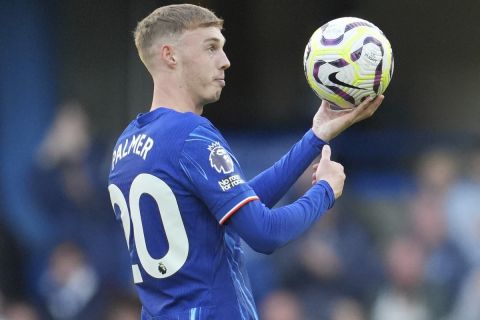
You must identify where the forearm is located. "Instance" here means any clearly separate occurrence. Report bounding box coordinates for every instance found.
[248,130,326,208]
[228,180,335,254]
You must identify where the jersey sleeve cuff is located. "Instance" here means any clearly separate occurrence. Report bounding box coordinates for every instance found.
[318,180,335,209]
[305,129,328,151]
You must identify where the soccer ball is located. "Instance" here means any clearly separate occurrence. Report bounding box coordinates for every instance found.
[303,17,394,109]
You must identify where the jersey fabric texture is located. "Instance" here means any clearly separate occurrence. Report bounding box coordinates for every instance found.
[108,107,334,319]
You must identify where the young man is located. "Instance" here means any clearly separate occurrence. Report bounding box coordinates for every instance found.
[108,4,383,319]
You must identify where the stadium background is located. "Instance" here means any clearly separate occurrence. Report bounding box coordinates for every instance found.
[1,0,480,319]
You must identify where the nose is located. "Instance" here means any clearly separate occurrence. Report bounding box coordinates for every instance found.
[219,49,231,70]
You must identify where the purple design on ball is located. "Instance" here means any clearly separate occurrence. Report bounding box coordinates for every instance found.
[344,21,373,32]
[363,37,384,94]
[329,58,349,68]
[326,85,355,105]
[350,47,363,62]
[373,61,383,94]
[321,35,344,46]
[313,60,327,84]
[321,20,373,47]
[305,42,311,61]
[363,36,383,48]
[389,55,394,79]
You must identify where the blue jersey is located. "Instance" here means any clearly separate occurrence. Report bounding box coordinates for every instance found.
[108,107,260,319]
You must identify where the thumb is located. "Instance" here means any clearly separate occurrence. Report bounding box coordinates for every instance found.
[321,144,331,161]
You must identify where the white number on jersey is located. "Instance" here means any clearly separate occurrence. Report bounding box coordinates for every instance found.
[108,173,189,283]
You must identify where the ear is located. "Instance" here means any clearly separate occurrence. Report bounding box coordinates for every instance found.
[160,44,177,68]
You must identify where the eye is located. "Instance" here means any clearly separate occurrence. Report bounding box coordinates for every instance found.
[207,45,218,54]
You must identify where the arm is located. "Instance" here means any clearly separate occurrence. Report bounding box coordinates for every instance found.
[248,130,326,208]
[179,123,344,237]
[228,180,334,254]
[248,96,385,207]
[229,145,345,254]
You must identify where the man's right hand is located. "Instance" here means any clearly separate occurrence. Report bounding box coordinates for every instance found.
[314,145,345,199]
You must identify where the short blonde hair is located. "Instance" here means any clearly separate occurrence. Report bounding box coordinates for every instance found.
[134,4,223,68]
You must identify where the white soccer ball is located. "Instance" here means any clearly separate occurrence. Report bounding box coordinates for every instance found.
[303,17,394,109]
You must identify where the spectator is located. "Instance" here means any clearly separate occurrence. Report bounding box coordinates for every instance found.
[445,146,480,320]
[30,101,129,287]
[37,242,102,320]
[278,203,383,319]
[371,235,431,320]
[260,290,304,320]
[446,147,480,266]
[409,183,467,318]
[398,147,466,317]
[255,165,382,319]
[330,297,366,320]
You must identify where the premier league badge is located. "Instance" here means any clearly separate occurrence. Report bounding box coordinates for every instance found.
[208,142,234,174]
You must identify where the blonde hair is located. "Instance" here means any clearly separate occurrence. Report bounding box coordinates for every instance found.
[134,4,223,68]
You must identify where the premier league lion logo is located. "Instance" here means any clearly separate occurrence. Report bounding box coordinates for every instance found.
[208,142,234,174]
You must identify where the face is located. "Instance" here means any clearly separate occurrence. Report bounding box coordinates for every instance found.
[175,26,230,108]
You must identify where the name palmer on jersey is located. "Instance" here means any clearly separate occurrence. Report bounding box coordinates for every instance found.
[111,134,154,170]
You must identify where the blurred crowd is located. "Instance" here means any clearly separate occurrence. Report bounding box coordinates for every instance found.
[1,103,480,320]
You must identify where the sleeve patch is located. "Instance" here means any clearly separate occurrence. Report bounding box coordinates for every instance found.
[208,142,234,174]
[218,174,245,191]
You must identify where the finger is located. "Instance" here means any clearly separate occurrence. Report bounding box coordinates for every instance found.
[321,145,331,161]
[363,95,384,111]
[332,162,344,172]
[352,95,384,122]
[316,100,331,115]
[320,100,331,110]
[357,95,384,121]
[353,96,374,114]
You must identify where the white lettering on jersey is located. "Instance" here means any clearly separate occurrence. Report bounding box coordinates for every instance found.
[218,174,245,191]
[111,134,155,170]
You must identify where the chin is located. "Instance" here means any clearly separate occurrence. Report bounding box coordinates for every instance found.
[203,91,222,105]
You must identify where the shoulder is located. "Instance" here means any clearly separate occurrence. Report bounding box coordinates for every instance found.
[168,111,218,136]
[172,113,223,143]
[184,112,216,131]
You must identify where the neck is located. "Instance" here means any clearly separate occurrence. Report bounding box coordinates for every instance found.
[150,76,203,115]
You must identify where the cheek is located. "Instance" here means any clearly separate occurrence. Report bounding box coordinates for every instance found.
[189,67,210,88]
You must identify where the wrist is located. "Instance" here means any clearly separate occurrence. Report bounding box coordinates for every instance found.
[317,180,335,208]
[312,127,331,143]
[306,129,328,150]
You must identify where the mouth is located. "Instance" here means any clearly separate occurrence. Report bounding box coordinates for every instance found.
[215,79,226,87]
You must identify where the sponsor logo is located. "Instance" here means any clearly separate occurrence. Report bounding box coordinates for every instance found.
[328,71,365,90]
[208,142,234,174]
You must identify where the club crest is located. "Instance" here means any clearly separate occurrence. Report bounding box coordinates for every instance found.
[208,142,234,174]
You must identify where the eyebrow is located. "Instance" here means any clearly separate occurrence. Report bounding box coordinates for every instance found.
[203,37,226,45]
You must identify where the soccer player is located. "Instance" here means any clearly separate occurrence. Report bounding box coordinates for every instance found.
[108,4,383,319]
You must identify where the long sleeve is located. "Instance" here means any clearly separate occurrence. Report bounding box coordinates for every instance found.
[227,180,335,254]
[248,130,327,208]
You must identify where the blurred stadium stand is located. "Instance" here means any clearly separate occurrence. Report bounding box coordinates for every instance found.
[1,0,480,319]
